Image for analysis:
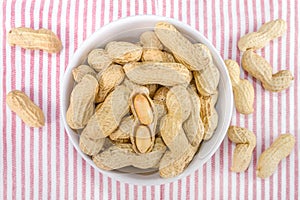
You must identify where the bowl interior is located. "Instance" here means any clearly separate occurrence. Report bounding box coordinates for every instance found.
[61,15,233,185]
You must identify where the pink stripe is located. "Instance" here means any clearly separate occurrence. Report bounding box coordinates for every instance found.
[116,181,120,200]
[178,0,182,21]
[143,0,146,14]
[186,176,190,200]
[108,177,112,200]
[101,0,105,25]
[73,148,78,199]
[38,0,46,199]
[294,0,299,198]
[142,186,146,200]
[118,0,122,17]
[151,185,155,200]
[99,173,103,200]
[177,179,182,200]
[277,2,283,199]
[10,1,17,199]
[151,0,155,14]
[170,0,174,18]
[169,182,173,200]
[90,167,95,199]
[186,0,190,25]
[92,0,97,32]
[64,0,72,198]
[20,0,26,199]
[126,0,130,16]
[269,2,275,198]
[194,170,198,200]
[29,0,36,198]
[160,184,165,200]
[2,0,7,199]
[125,183,129,200]
[285,1,292,198]
[134,185,138,200]
[162,0,166,16]
[135,0,138,15]
[195,0,199,31]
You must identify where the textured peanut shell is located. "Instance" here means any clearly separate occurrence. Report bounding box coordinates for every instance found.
[159,144,198,178]
[109,115,134,141]
[154,22,209,71]
[139,31,164,50]
[153,87,169,102]
[227,126,256,172]
[225,59,254,114]
[96,64,125,103]
[200,93,218,140]
[242,50,293,92]
[142,49,175,62]
[135,125,153,154]
[123,62,192,86]
[92,138,167,170]
[72,65,96,83]
[238,19,287,51]
[105,41,143,64]
[6,90,45,127]
[66,74,99,129]
[257,133,295,178]
[166,85,192,122]
[145,84,158,98]
[183,87,204,147]
[79,134,106,156]
[81,85,130,139]
[193,43,220,96]
[8,27,62,53]
[87,49,112,72]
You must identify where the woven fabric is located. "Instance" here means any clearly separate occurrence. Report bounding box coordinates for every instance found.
[0,0,299,199]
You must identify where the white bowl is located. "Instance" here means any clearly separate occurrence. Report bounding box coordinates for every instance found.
[61,15,233,185]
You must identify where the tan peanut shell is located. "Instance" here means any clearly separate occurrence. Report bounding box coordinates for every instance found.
[79,134,106,156]
[200,93,218,140]
[227,126,256,172]
[66,74,99,129]
[193,43,220,96]
[257,133,295,178]
[141,49,175,62]
[96,64,125,102]
[153,87,169,102]
[165,85,192,121]
[6,90,45,127]
[242,50,293,92]
[87,49,112,72]
[105,41,143,64]
[225,59,254,114]
[134,125,153,154]
[238,19,287,51]
[139,31,164,50]
[123,62,192,86]
[72,65,96,83]
[159,143,198,178]
[109,115,134,141]
[8,27,62,53]
[92,138,167,170]
[81,85,130,139]
[183,87,204,147]
[154,22,209,71]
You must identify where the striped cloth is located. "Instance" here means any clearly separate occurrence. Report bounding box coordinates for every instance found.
[0,0,299,199]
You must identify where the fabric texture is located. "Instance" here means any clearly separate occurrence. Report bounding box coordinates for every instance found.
[0,0,299,199]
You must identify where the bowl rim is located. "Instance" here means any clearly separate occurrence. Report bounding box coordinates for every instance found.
[61,14,233,186]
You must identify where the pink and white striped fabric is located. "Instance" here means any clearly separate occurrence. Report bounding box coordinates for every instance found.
[1,0,299,199]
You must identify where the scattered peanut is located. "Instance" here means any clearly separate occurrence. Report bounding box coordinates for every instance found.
[105,41,143,64]
[238,19,287,51]
[6,90,45,127]
[123,62,192,86]
[154,22,209,71]
[227,126,256,172]
[8,27,62,53]
[87,49,112,72]
[225,59,254,114]
[257,133,295,178]
[242,50,293,92]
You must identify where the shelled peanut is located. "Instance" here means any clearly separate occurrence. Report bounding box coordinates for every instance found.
[66,21,220,178]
